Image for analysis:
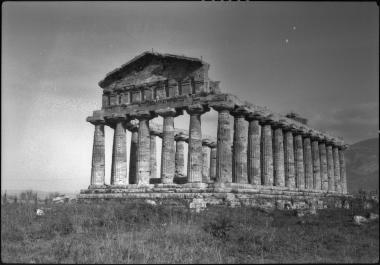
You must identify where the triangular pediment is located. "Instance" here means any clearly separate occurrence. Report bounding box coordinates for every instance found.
[99,51,210,90]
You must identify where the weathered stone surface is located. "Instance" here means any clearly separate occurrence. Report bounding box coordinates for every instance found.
[186,104,209,182]
[231,113,248,184]
[303,137,313,189]
[319,142,328,191]
[273,126,285,187]
[90,123,105,186]
[212,103,233,183]
[311,139,321,190]
[326,144,335,192]
[261,121,273,185]
[157,108,178,184]
[175,133,187,177]
[134,112,155,185]
[246,118,261,185]
[201,140,211,183]
[294,133,305,189]
[110,120,128,185]
[209,142,217,181]
[283,129,296,189]
[339,148,347,194]
[129,129,139,184]
[333,146,341,193]
[150,135,157,179]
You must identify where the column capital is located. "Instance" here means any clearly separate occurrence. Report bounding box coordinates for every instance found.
[271,120,285,129]
[104,113,129,127]
[230,106,250,118]
[324,136,335,145]
[186,103,210,115]
[259,115,276,126]
[302,129,313,138]
[208,141,217,149]
[130,110,157,121]
[156,107,183,118]
[87,116,105,126]
[202,138,213,147]
[305,129,318,141]
[209,101,235,112]
[125,119,139,132]
[174,132,188,142]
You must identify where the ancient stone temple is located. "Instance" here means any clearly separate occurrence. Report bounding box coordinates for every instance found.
[79,51,350,209]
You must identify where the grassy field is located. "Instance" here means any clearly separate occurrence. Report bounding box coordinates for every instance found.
[1,200,379,263]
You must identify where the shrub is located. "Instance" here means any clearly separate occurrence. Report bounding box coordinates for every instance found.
[203,215,233,240]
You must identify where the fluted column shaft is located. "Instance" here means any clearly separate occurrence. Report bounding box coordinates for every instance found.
[319,143,328,191]
[150,135,157,179]
[157,108,179,184]
[311,140,321,190]
[294,134,305,189]
[213,106,233,183]
[246,118,261,185]
[303,137,313,189]
[202,143,211,183]
[261,122,273,186]
[90,123,105,186]
[209,143,217,181]
[186,104,208,183]
[175,134,186,177]
[111,121,128,185]
[333,146,341,192]
[135,111,155,185]
[129,129,138,184]
[326,144,335,192]
[273,126,285,187]
[339,148,347,194]
[232,115,248,183]
[284,130,295,188]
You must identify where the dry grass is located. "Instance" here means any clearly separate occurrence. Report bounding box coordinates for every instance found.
[1,199,379,263]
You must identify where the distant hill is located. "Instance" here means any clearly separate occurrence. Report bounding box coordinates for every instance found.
[345,137,379,193]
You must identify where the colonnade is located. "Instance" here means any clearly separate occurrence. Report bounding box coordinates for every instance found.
[88,103,347,194]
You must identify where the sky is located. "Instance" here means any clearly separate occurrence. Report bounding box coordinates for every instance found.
[2,2,378,193]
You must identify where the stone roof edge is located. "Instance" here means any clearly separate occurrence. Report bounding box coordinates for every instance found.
[228,94,344,144]
[98,51,208,88]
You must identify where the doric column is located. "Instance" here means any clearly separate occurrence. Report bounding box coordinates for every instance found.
[283,124,296,189]
[201,139,212,183]
[209,141,217,181]
[319,141,328,191]
[156,108,182,184]
[87,116,106,186]
[339,144,348,194]
[186,104,210,183]
[294,128,305,189]
[245,114,261,185]
[132,110,156,185]
[310,133,321,190]
[126,120,139,184]
[210,102,234,183]
[105,114,129,185]
[260,117,274,186]
[149,127,162,180]
[326,138,335,192]
[174,132,187,177]
[231,107,249,184]
[272,121,285,187]
[303,131,313,189]
[333,142,341,192]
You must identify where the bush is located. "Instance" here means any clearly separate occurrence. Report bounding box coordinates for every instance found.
[203,215,233,240]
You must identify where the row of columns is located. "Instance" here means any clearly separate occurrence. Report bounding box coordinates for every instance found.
[88,103,347,194]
